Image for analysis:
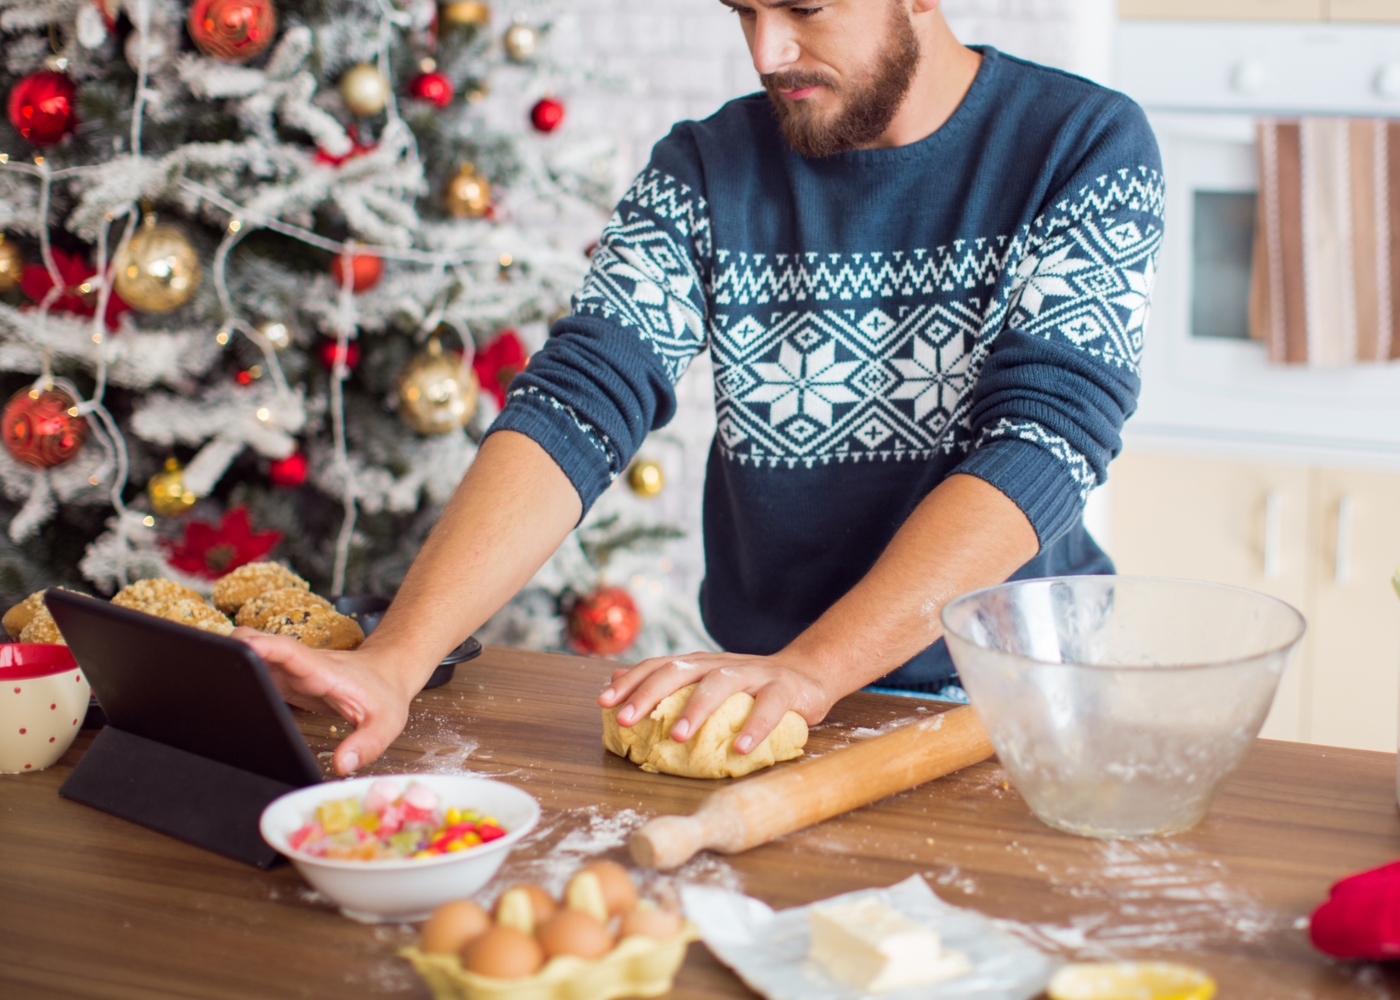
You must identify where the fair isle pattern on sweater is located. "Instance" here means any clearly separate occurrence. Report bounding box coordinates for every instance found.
[569,164,1163,475]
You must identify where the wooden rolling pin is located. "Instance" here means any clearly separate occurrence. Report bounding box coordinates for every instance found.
[630,704,994,870]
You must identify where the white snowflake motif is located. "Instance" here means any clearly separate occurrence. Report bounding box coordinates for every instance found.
[888,335,971,422]
[743,340,861,429]
[606,243,704,341]
[1112,257,1156,333]
[1014,245,1095,317]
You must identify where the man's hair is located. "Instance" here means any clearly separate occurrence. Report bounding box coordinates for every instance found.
[761,2,921,158]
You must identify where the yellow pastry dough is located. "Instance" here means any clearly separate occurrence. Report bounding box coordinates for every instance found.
[601,684,807,779]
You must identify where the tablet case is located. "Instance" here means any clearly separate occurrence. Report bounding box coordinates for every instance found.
[45,590,325,869]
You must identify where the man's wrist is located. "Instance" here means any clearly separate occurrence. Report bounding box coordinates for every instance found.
[356,637,442,703]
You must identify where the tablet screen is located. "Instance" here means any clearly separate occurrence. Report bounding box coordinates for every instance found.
[45,590,323,787]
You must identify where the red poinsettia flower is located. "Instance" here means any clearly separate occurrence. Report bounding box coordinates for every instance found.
[472,329,529,407]
[165,506,284,580]
[19,247,130,331]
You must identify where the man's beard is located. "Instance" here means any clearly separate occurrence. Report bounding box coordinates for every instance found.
[761,7,921,158]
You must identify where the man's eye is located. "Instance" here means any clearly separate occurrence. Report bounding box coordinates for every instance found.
[791,5,824,15]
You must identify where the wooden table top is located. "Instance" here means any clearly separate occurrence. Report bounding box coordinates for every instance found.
[4,645,1400,999]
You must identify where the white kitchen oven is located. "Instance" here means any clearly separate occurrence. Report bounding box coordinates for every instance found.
[1104,20,1400,752]
[1115,20,1400,465]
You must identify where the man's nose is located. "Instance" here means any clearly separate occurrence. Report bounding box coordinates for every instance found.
[749,12,801,76]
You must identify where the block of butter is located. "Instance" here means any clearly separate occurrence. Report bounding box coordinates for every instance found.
[808,897,971,992]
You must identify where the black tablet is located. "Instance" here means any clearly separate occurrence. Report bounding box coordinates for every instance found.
[45,589,323,788]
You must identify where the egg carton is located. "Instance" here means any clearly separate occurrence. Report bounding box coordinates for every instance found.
[400,924,699,1000]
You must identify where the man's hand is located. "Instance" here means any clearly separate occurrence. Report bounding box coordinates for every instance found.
[234,628,415,776]
[597,651,833,755]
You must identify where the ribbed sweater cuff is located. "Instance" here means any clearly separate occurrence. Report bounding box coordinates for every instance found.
[954,437,1083,548]
[486,393,615,520]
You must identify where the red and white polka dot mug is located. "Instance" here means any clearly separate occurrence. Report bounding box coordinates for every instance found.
[0,643,89,774]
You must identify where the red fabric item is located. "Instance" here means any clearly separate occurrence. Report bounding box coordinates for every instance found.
[472,329,528,407]
[1310,859,1400,960]
[165,506,283,579]
[19,248,130,330]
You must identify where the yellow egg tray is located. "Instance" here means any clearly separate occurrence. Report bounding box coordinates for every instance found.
[400,924,699,1000]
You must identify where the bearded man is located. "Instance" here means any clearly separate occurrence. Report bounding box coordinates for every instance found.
[244,0,1162,775]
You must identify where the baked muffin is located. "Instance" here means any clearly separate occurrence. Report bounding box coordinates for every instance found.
[235,587,334,630]
[212,562,309,615]
[112,578,206,615]
[4,590,48,639]
[260,606,364,650]
[158,599,234,636]
[19,607,65,645]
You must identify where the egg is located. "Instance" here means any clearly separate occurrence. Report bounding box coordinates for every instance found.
[536,909,615,960]
[419,899,491,955]
[619,903,684,940]
[460,926,546,979]
[493,883,557,934]
[579,860,638,916]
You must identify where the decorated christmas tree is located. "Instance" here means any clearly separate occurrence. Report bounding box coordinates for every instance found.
[0,0,709,658]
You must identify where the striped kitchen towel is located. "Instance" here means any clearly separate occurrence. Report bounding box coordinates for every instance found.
[1250,118,1399,366]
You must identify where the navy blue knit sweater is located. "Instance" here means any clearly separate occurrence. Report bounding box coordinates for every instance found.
[490,48,1164,690]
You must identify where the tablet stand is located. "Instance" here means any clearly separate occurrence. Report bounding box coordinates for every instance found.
[60,726,297,869]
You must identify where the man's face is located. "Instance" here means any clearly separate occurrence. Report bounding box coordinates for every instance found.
[722,0,922,158]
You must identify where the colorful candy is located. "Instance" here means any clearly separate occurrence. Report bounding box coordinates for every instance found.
[288,780,507,862]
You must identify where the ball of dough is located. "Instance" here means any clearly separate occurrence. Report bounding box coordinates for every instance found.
[211,562,309,615]
[601,684,807,779]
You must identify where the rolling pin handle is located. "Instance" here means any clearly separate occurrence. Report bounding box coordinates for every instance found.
[630,814,707,871]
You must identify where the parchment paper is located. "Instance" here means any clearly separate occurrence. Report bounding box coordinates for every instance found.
[681,875,1056,1000]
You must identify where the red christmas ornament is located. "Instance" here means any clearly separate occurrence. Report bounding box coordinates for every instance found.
[2,386,88,469]
[567,586,640,657]
[314,125,375,167]
[19,248,130,331]
[1311,859,1400,960]
[268,450,308,487]
[530,96,565,133]
[408,71,454,108]
[330,251,382,293]
[7,71,77,146]
[317,337,360,371]
[472,329,528,408]
[187,0,278,62]
[166,506,283,579]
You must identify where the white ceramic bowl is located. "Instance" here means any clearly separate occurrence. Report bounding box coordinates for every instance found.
[259,773,540,923]
[0,644,90,774]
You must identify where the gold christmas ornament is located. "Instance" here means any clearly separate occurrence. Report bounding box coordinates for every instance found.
[0,235,22,294]
[113,216,202,314]
[340,62,390,116]
[256,318,293,350]
[502,21,538,62]
[396,336,479,435]
[148,457,198,517]
[440,0,490,26]
[445,162,491,219]
[626,459,665,497]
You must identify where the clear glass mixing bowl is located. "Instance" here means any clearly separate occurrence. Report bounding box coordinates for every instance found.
[942,576,1306,839]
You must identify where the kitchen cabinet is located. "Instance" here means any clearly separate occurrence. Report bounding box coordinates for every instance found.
[1329,0,1400,20]
[1107,449,1400,752]
[1119,0,1400,19]
[1119,0,1326,20]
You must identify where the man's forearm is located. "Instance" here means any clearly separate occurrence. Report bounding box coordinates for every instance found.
[358,430,582,693]
[780,473,1040,697]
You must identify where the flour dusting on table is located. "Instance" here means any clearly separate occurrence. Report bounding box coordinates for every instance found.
[996,837,1290,959]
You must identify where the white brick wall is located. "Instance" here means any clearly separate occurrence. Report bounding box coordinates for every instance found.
[549,0,1117,629]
